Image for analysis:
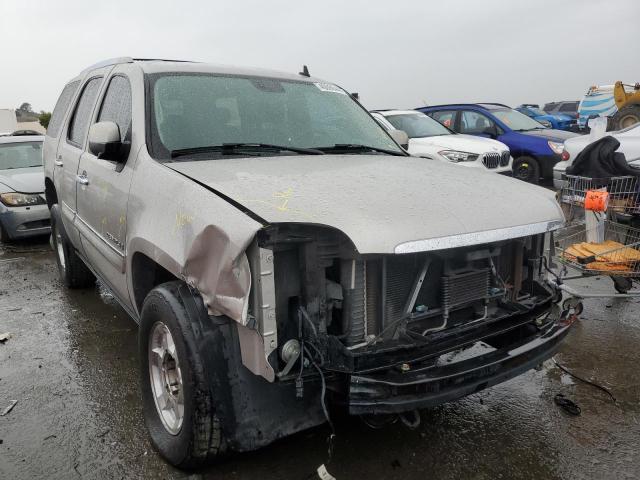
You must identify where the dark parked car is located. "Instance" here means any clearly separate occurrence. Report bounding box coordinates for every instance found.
[543,101,579,120]
[418,103,578,183]
[515,105,575,131]
[0,135,50,241]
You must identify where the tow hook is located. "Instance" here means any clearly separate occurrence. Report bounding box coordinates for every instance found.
[398,410,421,430]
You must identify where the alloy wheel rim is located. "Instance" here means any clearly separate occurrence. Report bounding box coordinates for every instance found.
[148,322,184,435]
[515,162,530,180]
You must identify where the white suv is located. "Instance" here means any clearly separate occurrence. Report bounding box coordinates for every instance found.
[372,110,513,174]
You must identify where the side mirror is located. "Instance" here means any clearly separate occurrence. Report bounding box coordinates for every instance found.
[88,121,125,160]
[482,125,498,138]
[389,129,409,149]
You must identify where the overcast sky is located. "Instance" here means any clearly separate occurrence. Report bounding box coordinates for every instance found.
[1,0,638,113]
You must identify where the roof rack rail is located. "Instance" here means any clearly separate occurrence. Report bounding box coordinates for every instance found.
[478,102,510,108]
[81,57,134,74]
[132,58,197,63]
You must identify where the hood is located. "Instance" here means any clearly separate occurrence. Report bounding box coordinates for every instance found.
[519,129,578,142]
[0,166,45,193]
[538,114,572,123]
[168,155,563,254]
[563,134,593,152]
[409,134,508,154]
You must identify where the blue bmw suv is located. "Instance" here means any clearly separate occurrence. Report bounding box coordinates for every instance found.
[417,103,578,183]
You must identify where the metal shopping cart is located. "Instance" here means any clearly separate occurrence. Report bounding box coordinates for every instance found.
[548,174,640,306]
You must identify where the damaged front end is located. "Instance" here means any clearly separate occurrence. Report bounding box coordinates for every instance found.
[239,222,573,416]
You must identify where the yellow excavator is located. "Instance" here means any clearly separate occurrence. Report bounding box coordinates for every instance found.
[612,81,640,129]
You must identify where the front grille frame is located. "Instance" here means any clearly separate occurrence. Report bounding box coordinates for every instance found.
[482,152,501,169]
[500,151,510,167]
[482,151,510,169]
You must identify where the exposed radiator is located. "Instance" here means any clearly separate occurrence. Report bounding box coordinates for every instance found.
[365,260,381,337]
[442,269,490,319]
[384,256,421,326]
[346,257,491,343]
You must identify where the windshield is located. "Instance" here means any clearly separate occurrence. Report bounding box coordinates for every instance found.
[0,141,43,170]
[384,113,451,138]
[148,74,403,159]
[493,108,545,131]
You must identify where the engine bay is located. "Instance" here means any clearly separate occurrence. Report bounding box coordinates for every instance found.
[249,223,555,379]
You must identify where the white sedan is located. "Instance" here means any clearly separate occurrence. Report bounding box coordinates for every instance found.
[553,123,640,189]
[371,110,513,174]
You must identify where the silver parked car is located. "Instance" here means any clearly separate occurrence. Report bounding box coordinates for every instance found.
[44,58,573,468]
[0,135,50,241]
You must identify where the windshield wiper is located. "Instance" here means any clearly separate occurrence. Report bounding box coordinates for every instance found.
[171,143,324,159]
[317,144,405,156]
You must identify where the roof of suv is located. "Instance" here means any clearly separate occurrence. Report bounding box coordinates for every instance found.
[420,103,511,111]
[80,57,323,84]
[373,109,424,117]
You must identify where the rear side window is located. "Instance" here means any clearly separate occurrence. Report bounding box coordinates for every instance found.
[47,81,80,138]
[430,110,456,129]
[560,102,578,112]
[67,77,103,147]
[97,76,132,142]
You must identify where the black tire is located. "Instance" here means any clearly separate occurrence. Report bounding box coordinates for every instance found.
[50,204,95,288]
[612,276,632,294]
[513,156,540,184]
[139,281,223,469]
[0,221,10,243]
[612,104,640,130]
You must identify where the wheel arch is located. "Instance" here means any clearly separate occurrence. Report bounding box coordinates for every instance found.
[130,250,182,314]
[44,177,58,209]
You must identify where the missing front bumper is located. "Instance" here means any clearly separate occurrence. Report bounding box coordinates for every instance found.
[348,318,574,415]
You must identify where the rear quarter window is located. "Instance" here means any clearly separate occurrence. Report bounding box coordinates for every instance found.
[47,81,80,138]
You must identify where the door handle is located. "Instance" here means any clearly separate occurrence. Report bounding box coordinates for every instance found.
[76,174,89,186]
[55,155,63,167]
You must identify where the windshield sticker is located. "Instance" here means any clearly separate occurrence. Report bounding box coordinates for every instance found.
[314,82,347,95]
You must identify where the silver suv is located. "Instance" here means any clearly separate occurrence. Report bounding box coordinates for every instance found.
[44,58,573,468]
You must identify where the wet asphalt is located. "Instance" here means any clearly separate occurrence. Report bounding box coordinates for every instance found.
[0,238,639,480]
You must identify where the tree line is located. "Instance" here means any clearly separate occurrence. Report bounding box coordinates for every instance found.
[15,102,51,128]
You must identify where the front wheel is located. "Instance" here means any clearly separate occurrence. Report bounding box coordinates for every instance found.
[512,156,540,184]
[139,281,224,468]
[0,221,10,243]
